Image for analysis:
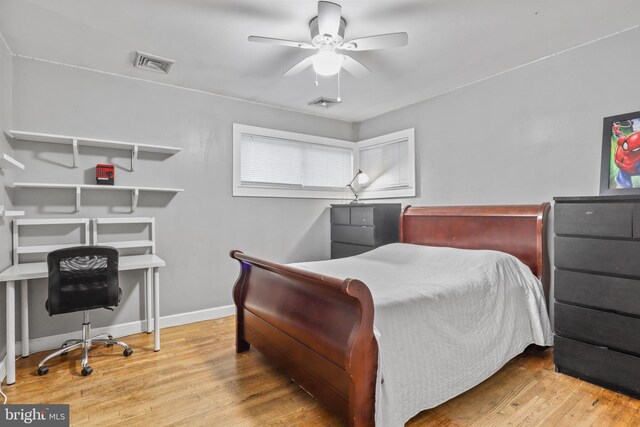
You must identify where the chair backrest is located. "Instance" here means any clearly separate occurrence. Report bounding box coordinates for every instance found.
[47,246,119,316]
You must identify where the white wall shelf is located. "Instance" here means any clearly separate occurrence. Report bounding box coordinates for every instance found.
[15,218,90,225]
[93,217,156,254]
[13,182,184,212]
[0,153,25,170]
[13,218,91,264]
[7,130,181,171]
[98,240,154,250]
[16,243,84,255]
[0,205,25,218]
[94,217,153,224]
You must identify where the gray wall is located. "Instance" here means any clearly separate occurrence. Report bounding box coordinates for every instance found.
[8,56,355,342]
[358,27,640,203]
[0,36,13,360]
[356,26,640,320]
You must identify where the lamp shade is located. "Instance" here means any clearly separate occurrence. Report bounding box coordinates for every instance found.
[358,172,369,184]
[312,51,344,76]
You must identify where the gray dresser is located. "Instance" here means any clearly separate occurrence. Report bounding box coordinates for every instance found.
[330,203,401,259]
[554,195,640,398]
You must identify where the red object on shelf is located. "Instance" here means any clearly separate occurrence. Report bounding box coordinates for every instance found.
[96,163,115,185]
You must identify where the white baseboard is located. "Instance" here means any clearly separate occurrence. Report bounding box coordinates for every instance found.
[160,305,235,329]
[12,304,235,360]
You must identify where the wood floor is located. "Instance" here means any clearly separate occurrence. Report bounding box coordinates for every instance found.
[3,316,639,426]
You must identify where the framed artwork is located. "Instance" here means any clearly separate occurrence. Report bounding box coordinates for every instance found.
[600,110,640,195]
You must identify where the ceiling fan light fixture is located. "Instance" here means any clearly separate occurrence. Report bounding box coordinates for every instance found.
[312,50,344,76]
[248,1,408,81]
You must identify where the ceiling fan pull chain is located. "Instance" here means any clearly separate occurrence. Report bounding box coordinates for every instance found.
[315,71,319,86]
[337,69,342,102]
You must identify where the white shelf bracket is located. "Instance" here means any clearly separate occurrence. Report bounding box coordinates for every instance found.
[131,188,140,212]
[0,205,24,217]
[75,186,81,212]
[131,144,139,171]
[72,139,79,168]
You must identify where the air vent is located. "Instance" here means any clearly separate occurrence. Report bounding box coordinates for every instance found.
[308,97,342,108]
[134,51,175,74]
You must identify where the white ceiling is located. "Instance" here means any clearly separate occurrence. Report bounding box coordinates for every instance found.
[1,0,639,122]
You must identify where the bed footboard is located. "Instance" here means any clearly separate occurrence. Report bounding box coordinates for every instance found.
[230,250,378,426]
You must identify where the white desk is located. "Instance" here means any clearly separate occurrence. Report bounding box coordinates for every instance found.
[0,254,165,385]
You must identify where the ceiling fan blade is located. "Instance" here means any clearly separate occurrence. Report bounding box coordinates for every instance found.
[248,36,315,49]
[339,32,408,51]
[341,56,370,78]
[283,56,314,76]
[317,1,342,36]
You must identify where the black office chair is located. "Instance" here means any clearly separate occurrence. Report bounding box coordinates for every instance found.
[37,246,133,377]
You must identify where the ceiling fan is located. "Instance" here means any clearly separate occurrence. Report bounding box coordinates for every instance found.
[248,1,408,78]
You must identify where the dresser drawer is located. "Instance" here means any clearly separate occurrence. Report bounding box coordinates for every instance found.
[331,242,373,259]
[554,237,640,277]
[555,336,640,397]
[330,207,351,225]
[555,270,640,316]
[330,203,400,259]
[555,203,633,238]
[555,303,640,355]
[331,225,375,246]
[350,206,374,226]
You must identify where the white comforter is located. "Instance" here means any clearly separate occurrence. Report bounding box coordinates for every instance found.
[291,243,553,426]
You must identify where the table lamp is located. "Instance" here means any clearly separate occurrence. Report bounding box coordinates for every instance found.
[346,169,369,204]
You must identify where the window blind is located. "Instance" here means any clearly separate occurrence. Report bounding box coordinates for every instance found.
[359,138,410,190]
[240,133,353,189]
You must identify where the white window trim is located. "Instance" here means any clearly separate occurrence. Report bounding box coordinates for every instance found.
[233,124,355,199]
[233,124,416,200]
[357,128,416,200]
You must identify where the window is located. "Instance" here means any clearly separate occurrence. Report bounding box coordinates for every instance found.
[233,124,354,198]
[358,129,415,199]
[233,124,415,200]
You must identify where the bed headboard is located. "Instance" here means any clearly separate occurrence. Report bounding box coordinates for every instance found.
[400,203,551,297]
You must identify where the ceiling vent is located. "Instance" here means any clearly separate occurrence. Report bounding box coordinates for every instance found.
[134,51,175,74]
[308,97,342,108]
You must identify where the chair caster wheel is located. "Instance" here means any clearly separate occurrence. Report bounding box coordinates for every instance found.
[123,348,133,357]
[81,366,93,376]
[37,366,49,376]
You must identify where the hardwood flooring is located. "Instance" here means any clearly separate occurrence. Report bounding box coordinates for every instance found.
[3,316,639,426]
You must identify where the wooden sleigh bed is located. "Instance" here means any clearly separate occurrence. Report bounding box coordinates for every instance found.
[230,203,550,426]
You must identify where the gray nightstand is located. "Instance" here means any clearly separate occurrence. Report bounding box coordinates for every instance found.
[330,203,401,259]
